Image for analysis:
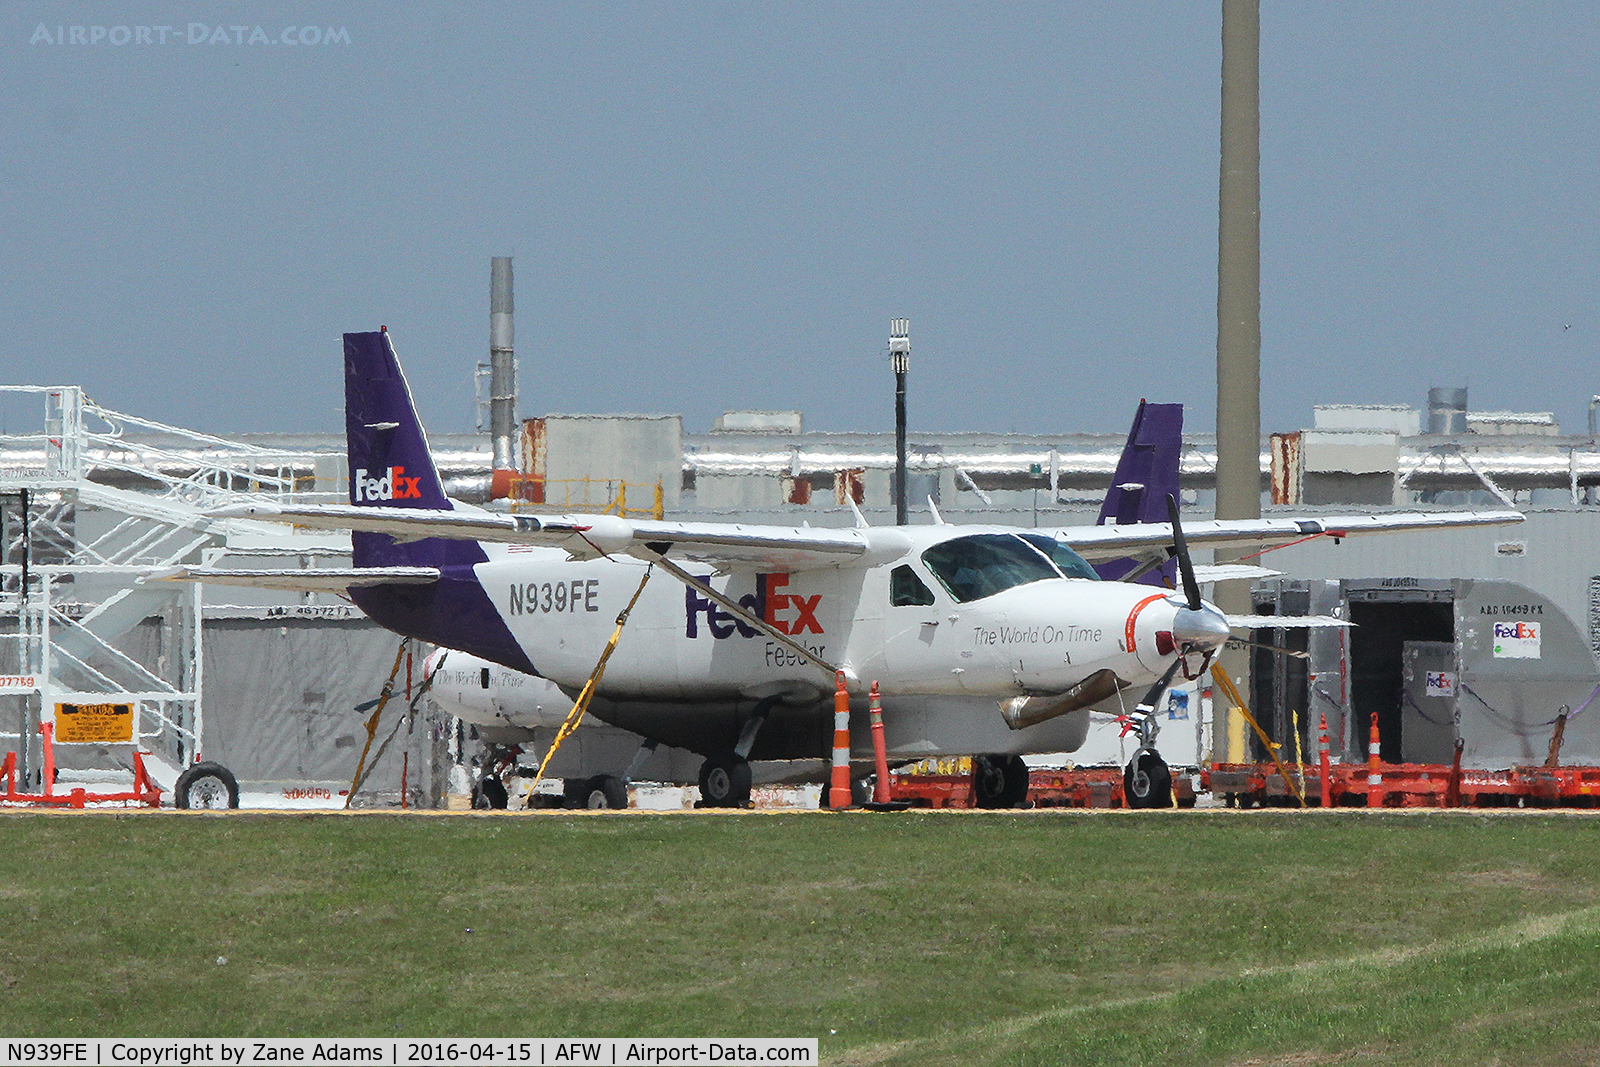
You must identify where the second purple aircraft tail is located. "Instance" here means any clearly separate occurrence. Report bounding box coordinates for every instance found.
[1093,400,1184,587]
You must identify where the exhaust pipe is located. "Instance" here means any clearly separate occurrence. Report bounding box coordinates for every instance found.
[489,256,517,498]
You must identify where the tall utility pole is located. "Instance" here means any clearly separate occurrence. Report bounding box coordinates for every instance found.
[1215,0,1261,762]
[889,318,911,525]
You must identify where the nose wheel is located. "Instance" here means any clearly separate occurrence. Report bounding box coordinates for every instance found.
[1117,658,1179,809]
[1124,750,1172,808]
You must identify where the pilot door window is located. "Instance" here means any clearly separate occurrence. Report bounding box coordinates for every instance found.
[890,564,936,607]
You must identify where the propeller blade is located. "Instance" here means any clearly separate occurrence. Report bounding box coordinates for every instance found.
[1165,494,1203,611]
[1135,656,1185,714]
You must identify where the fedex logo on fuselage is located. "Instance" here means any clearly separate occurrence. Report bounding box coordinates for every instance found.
[686,572,823,639]
[353,466,422,503]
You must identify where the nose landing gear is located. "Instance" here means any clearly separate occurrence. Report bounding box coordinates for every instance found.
[1124,749,1172,808]
[1117,656,1184,809]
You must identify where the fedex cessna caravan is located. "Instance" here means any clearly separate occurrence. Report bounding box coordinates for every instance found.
[180,329,1522,808]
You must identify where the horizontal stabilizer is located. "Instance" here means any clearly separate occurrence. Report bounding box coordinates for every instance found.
[1191,563,1283,583]
[145,566,440,593]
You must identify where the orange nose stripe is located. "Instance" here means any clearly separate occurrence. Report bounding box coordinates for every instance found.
[1124,593,1168,655]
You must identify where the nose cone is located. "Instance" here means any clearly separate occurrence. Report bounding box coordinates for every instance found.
[1173,603,1231,654]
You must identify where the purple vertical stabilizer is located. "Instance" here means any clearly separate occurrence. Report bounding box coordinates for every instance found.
[1093,400,1184,587]
[343,329,537,675]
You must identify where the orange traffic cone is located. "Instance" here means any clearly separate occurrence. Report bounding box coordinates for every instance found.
[828,671,852,808]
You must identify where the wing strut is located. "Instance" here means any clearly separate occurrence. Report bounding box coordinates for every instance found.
[529,565,655,793]
[642,550,844,681]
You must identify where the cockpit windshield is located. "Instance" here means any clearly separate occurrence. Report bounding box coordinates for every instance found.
[921,533,1066,603]
[1019,534,1101,581]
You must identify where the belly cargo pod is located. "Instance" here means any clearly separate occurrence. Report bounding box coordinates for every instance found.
[1249,577,1600,770]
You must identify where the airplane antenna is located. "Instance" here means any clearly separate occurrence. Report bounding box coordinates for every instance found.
[927,497,947,525]
[847,495,870,529]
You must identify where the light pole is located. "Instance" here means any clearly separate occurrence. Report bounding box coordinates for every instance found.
[889,318,910,525]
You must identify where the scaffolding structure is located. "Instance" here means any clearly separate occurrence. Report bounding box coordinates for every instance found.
[0,385,339,798]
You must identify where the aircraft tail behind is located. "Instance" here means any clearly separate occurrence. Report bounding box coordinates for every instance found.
[1093,400,1183,586]
[344,329,483,569]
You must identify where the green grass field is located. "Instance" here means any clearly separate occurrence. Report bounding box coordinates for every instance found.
[3,809,1600,1066]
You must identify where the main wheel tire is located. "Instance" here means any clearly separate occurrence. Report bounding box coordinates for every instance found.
[174,762,239,810]
[473,775,509,810]
[974,754,1030,808]
[579,774,628,810]
[698,755,752,808]
[1124,752,1173,809]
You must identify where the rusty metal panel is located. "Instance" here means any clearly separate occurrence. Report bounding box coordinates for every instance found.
[521,418,547,478]
[1270,431,1300,504]
[784,475,811,505]
[835,469,864,506]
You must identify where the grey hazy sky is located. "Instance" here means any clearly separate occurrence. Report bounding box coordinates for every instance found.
[4,3,1596,438]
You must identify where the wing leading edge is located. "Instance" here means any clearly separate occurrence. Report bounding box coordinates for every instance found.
[1058,509,1523,561]
[207,502,899,572]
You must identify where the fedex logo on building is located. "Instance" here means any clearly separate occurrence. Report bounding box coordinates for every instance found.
[1492,620,1541,659]
[686,573,823,639]
[353,466,422,503]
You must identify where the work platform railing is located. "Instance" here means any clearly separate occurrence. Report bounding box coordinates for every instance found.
[504,475,665,520]
[0,385,329,507]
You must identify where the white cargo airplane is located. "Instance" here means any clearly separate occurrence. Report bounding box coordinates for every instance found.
[177,329,1523,808]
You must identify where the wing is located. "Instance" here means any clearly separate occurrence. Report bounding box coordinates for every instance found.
[145,566,440,592]
[1227,614,1351,629]
[1058,509,1523,561]
[207,502,897,572]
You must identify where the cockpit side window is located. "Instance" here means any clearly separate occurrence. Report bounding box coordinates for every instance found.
[920,533,1062,603]
[889,564,936,606]
[1020,534,1100,581]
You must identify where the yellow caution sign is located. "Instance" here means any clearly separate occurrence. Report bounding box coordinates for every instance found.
[54,703,134,744]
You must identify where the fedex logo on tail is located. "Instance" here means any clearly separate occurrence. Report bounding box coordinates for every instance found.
[353,466,423,503]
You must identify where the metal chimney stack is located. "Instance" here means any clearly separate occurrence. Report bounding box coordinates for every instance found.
[489,256,517,477]
[1428,387,1468,435]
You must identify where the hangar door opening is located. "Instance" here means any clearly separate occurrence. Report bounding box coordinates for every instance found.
[1346,583,1455,764]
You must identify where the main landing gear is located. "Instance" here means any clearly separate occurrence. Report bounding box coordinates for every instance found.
[695,697,781,808]
[565,774,628,809]
[973,754,1031,808]
[697,754,753,808]
[468,744,634,810]
[470,745,517,809]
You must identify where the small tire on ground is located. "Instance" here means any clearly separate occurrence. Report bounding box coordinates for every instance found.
[697,755,752,808]
[1124,751,1173,809]
[579,774,629,810]
[973,753,1030,808]
[173,761,239,810]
